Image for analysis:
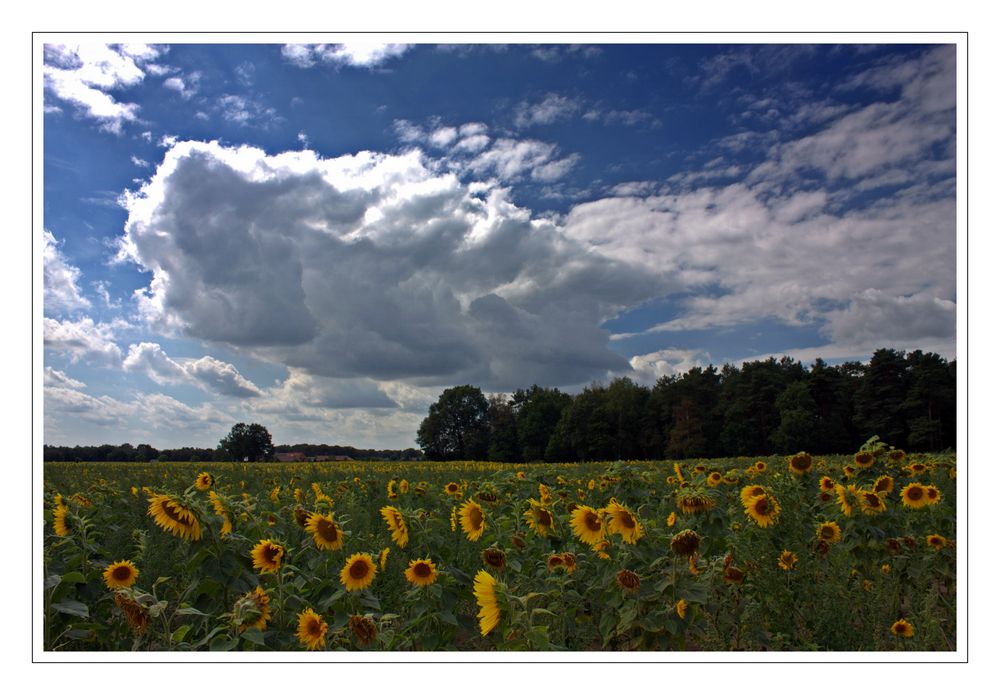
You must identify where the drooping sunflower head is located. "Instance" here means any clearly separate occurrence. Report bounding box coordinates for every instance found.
[305,512,344,551]
[538,483,552,505]
[873,475,895,495]
[670,529,701,557]
[890,619,914,638]
[52,503,71,537]
[296,608,328,650]
[615,569,641,593]
[546,553,565,572]
[380,506,409,549]
[722,565,745,585]
[562,552,577,574]
[816,521,842,544]
[147,494,202,542]
[745,494,781,528]
[473,569,502,637]
[927,534,947,550]
[113,592,150,636]
[340,552,377,591]
[250,539,285,574]
[482,547,506,571]
[853,452,875,468]
[887,449,906,463]
[459,499,487,542]
[778,550,798,571]
[523,499,556,537]
[788,452,813,475]
[569,505,606,546]
[404,558,438,587]
[194,472,214,491]
[900,482,928,508]
[398,479,409,494]
[605,499,644,544]
[677,490,715,515]
[102,560,139,590]
[232,586,272,633]
[349,614,378,647]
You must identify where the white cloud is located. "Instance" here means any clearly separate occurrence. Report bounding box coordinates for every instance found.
[43,43,163,133]
[44,386,131,426]
[44,317,121,367]
[163,72,199,99]
[43,230,90,314]
[44,367,86,389]
[130,155,149,168]
[124,342,264,398]
[217,94,279,126]
[628,348,714,384]
[281,43,412,69]
[513,93,579,128]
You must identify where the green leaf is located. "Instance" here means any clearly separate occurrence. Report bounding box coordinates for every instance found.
[241,629,266,646]
[209,636,238,651]
[60,571,87,585]
[175,605,209,617]
[438,610,458,626]
[172,625,191,643]
[52,599,89,618]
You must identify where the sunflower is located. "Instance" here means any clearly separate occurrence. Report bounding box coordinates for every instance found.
[517,471,526,480]
[250,539,285,574]
[147,494,202,541]
[881,564,891,574]
[102,560,139,589]
[304,512,344,551]
[386,479,397,499]
[605,499,644,544]
[459,499,487,542]
[208,491,233,537]
[888,449,907,463]
[778,550,797,571]
[924,485,942,505]
[859,490,887,515]
[193,472,213,491]
[523,499,556,537]
[853,452,875,468]
[754,460,767,473]
[52,503,71,537]
[707,471,723,487]
[380,506,409,548]
[740,485,768,506]
[114,592,151,636]
[538,484,553,505]
[744,494,781,528]
[816,521,842,544]
[378,547,390,571]
[615,569,641,593]
[927,534,947,550]
[890,619,914,638]
[788,452,813,475]
[723,566,745,584]
[473,569,501,636]
[906,463,929,476]
[482,547,506,571]
[546,553,565,572]
[819,476,836,492]
[835,484,857,517]
[296,608,328,650]
[340,552,377,591]
[670,529,701,556]
[666,512,677,528]
[569,505,605,545]
[233,586,272,633]
[873,475,895,495]
[842,465,857,479]
[677,490,715,515]
[402,557,438,587]
[562,552,577,574]
[444,481,462,497]
[900,482,928,509]
[349,614,378,646]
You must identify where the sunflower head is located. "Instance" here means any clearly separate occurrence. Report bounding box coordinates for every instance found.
[444,481,462,497]
[349,614,378,646]
[777,550,798,571]
[605,499,644,544]
[707,471,723,487]
[890,619,914,638]
[675,598,688,619]
[296,608,328,650]
[194,472,214,491]
[788,452,813,475]
[816,521,842,544]
[755,460,767,473]
[482,547,506,571]
[819,476,836,492]
[459,499,487,542]
[340,552,377,591]
[404,558,438,587]
[472,569,502,637]
[305,512,344,551]
[380,506,409,549]
[873,475,895,495]
[147,494,202,542]
[670,529,701,557]
[835,484,856,517]
[233,586,271,633]
[52,503,71,537]
[853,452,875,468]
[900,482,928,508]
[860,490,887,515]
[561,552,577,574]
[740,484,768,505]
[888,449,907,463]
[615,569,641,593]
[924,485,942,505]
[744,494,781,528]
[722,566,745,584]
[546,553,565,572]
[250,539,285,574]
[569,505,606,545]
[927,534,947,550]
[524,499,556,537]
[102,560,139,590]
[113,592,150,636]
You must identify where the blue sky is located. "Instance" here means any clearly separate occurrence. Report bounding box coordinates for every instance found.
[41,42,957,449]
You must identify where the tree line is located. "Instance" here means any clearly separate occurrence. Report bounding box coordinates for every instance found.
[416,348,957,461]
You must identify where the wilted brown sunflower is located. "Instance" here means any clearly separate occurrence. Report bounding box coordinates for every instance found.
[670,529,701,557]
[615,569,641,592]
[349,614,378,646]
[482,547,506,571]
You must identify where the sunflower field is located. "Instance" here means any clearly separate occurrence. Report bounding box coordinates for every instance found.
[42,447,957,651]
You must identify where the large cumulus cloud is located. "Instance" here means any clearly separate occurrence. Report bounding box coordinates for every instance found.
[118,142,658,390]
